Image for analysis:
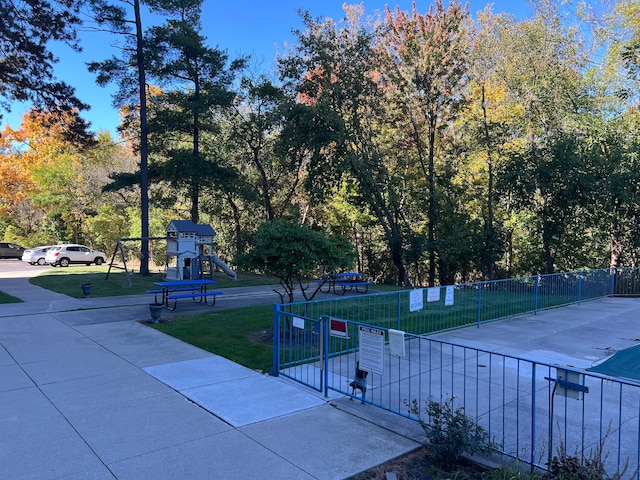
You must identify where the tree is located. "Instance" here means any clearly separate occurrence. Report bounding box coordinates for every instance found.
[489,0,592,274]
[234,219,355,302]
[89,0,156,274]
[228,75,303,222]
[0,109,98,243]
[0,0,87,118]
[464,8,515,280]
[498,132,593,274]
[144,0,244,224]
[616,0,640,90]
[592,111,640,268]
[278,6,415,286]
[378,0,470,286]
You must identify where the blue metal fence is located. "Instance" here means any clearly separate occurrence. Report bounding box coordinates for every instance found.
[273,268,640,477]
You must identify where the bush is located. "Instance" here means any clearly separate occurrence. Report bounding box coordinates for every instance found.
[408,397,499,468]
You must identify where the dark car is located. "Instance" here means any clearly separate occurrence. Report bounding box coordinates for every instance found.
[0,242,26,259]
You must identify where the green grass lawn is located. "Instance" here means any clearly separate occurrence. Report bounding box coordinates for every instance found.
[151,305,275,373]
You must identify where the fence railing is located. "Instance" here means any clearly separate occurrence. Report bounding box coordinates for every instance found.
[273,268,640,477]
[276,269,617,344]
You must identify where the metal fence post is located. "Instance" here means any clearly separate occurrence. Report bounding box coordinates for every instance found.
[397,291,402,330]
[477,283,482,326]
[323,316,329,397]
[272,304,281,377]
[610,268,616,296]
[577,272,583,303]
[531,363,537,470]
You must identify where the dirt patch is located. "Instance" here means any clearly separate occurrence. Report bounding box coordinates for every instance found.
[347,446,486,480]
[249,328,274,345]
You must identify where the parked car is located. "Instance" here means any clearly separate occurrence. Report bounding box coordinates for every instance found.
[22,245,54,265]
[45,244,107,267]
[0,242,25,259]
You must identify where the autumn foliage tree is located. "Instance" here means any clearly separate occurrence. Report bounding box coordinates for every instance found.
[378,0,470,285]
[0,109,97,242]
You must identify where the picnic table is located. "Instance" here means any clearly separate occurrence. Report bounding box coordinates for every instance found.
[149,279,223,311]
[315,272,373,295]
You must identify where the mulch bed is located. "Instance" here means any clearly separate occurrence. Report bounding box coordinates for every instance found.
[347,445,487,480]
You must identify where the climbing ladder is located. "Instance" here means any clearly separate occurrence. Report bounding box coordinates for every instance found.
[195,254,215,280]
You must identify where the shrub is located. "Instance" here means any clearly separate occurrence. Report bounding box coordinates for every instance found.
[544,440,636,480]
[409,397,499,468]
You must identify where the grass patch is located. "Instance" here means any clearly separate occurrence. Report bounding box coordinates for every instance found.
[0,291,22,303]
[29,267,281,298]
[151,304,275,373]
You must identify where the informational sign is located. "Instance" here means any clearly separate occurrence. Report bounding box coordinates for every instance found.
[293,316,305,330]
[388,329,405,357]
[409,289,424,312]
[427,287,441,303]
[358,326,385,376]
[445,286,454,306]
[556,369,588,400]
[329,318,349,338]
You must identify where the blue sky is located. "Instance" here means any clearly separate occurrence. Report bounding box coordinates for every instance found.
[2,0,535,136]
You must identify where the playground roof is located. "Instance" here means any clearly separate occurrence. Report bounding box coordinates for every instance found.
[167,220,216,236]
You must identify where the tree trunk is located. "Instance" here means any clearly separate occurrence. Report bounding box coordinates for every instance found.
[542,228,554,274]
[190,74,200,224]
[190,185,199,224]
[610,218,624,268]
[428,118,437,287]
[134,0,150,275]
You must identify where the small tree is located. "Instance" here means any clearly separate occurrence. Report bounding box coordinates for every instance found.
[234,219,355,302]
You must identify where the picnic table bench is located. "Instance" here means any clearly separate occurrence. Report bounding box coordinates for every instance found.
[315,272,373,295]
[148,286,199,305]
[150,279,223,311]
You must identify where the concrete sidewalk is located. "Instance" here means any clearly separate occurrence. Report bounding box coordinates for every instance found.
[0,266,422,480]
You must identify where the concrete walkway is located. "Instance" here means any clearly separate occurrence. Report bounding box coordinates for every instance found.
[0,263,422,480]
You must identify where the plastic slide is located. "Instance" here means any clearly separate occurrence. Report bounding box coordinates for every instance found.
[212,255,237,280]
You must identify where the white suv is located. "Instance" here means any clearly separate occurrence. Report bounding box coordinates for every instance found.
[45,244,107,267]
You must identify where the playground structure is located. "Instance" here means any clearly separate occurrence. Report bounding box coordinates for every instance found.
[106,220,237,284]
[164,220,236,281]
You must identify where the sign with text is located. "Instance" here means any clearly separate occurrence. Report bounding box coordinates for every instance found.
[427,287,441,303]
[445,286,454,306]
[358,326,385,376]
[293,316,305,330]
[409,289,424,312]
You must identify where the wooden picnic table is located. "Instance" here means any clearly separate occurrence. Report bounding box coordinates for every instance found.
[149,279,223,311]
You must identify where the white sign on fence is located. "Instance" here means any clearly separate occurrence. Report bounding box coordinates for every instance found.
[388,329,405,357]
[358,326,385,376]
[445,286,454,306]
[293,316,305,329]
[427,287,441,303]
[409,289,423,312]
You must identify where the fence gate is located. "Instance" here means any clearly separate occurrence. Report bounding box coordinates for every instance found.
[273,307,325,393]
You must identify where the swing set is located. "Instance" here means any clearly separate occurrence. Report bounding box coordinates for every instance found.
[105,236,166,286]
